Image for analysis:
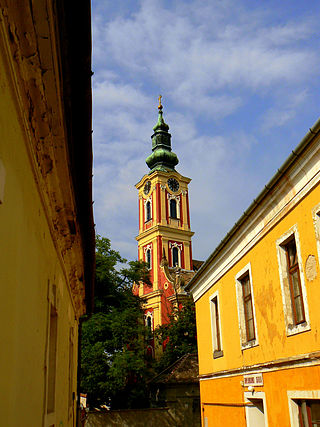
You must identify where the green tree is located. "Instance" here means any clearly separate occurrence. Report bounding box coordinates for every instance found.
[154,298,198,372]
[80,235,151,409]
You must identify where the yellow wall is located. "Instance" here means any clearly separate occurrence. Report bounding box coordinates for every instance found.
[192,133,320,425]
[200,365,320,426]
[196,183,320,376]
[0,9,84,427]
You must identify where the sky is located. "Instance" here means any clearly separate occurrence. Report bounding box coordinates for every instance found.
[91,0,320,263]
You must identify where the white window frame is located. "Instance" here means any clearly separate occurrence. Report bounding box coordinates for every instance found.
[145,310,153,331]
[144,244,152,270]
[167,194,180,219]
[312,202,320,266]
[276,225,310,336]
[209,290,223,359]
[235,263,259,350]
[144,197,152,222]
[169,242,182,267]
[244,391,268,427]
[287,390,320,427]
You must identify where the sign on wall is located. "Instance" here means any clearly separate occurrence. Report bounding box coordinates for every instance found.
[243,373,263,386]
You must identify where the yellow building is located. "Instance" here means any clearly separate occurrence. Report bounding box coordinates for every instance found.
[134,100,196,357]
[186,118,320,427]
[0,2,94,426]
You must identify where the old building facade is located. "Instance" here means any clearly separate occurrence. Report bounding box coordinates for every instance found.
[187,118,320,426]
[0,1,94,426]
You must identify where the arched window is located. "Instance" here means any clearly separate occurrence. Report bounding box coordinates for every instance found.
[146,201,151,221]
[172,247,179,267]
[147,316,152,331]
[170,198,177,218]
[146,248,151,270]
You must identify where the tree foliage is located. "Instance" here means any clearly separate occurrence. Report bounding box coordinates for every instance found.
[154,298,198,372]
[80,235,151,409]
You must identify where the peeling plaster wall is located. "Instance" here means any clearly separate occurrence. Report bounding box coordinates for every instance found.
[193,131,320,425]
[0,2,90,426]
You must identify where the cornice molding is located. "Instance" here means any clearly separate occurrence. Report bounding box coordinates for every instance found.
[189,135,320,302]
[0,4,87,317]
[199,351,320,381]
[136,225,194,241]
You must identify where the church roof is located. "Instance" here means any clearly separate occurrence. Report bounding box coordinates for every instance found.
[146,97,179,173]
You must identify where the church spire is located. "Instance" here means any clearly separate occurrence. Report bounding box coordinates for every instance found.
[146,96,179,172]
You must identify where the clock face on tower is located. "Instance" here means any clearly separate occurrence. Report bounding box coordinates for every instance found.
[167,178,179,192]
[144,180,151,195]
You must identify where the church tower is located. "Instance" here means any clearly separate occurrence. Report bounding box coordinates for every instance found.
[134,97,195,357]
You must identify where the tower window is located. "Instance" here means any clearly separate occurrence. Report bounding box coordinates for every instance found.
[146,201,151,221]
[146,248,151,270]
[172,247,179,267]
[170,199,177,218]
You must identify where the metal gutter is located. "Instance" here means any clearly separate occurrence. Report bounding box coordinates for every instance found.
[186,117,320,292]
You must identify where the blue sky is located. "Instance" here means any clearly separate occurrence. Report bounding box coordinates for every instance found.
[91,0,320,262]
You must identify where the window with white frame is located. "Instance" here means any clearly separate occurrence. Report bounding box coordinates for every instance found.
[167,194,180,219]
[145,311,153,340]
[169,242,182,267]
[312,203,320,267]
[170,198,177,218]
[144,197,152,222]
[276,225,310,336]
[210,291,223,358]
[235,263,259,349]
[288,390,320,427]
[144,244,152,270]
[244,391,268,427]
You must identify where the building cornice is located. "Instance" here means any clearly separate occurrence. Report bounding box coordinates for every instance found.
[199,351,320,381]
[187,118,320,302]
[0,2,94,317]
[136,170,191,189]
[136,225,194,242]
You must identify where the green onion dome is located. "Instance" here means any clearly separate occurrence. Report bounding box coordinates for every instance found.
[146,100,179,172]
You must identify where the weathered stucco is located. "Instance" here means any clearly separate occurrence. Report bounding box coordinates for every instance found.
[0,1,93,426]
[189,121,320,426]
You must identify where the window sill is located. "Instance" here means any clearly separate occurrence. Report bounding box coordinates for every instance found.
[241,339,259,351]
[213,350,224,359]
[286,321,311,337]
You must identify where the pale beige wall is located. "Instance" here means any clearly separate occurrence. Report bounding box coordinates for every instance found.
[0,31,79,427]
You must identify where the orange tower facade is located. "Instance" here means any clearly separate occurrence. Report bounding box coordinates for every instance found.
[134,100,194,357]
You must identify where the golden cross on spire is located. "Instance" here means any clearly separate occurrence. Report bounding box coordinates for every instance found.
[158,94,163,110]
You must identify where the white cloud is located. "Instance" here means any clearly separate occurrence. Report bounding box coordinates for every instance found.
[91,0,320,261]
[261,89,309,131]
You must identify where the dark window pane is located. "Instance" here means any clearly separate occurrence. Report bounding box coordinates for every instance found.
[310,401,320,425]
[240,273,255,342]
[170,199,177,218]
[146,201,151,221]
[147,249,151,269]
[284,237,305,325]
[172,247,179,267]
